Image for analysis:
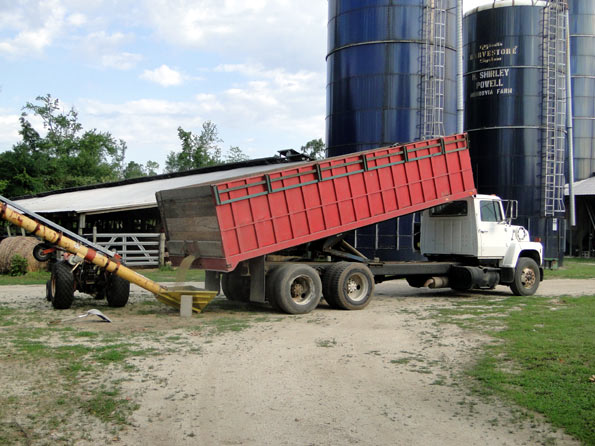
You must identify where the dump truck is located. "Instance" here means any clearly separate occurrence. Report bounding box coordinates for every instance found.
[156,133,544,314]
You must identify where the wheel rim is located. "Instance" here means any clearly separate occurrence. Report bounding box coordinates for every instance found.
[290,275,315,305]
[520,267,536,289]
[51,276,56,298]
[345,272,369,303]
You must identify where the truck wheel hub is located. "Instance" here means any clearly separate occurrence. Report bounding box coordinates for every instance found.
[347,280,360,294]
[290,276,313,303]
[345,273,369,302]
[520,268,536,288]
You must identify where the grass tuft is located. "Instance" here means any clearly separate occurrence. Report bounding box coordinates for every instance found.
[439,295,595,444]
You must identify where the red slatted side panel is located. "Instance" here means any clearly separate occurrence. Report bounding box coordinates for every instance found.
[212,134,475,270]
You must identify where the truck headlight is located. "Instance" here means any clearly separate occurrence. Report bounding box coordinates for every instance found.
[515,227,527,241]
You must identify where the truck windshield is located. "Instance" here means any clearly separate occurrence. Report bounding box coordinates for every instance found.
[430,201,467,217]
[480,200,503,222]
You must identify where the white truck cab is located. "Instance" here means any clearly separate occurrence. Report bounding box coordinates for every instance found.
[419,195,543,295]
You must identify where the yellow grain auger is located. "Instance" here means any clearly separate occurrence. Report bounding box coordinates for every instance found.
[0,195,217,313]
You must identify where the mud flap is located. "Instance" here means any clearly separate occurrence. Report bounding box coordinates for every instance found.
[249,256,266,303]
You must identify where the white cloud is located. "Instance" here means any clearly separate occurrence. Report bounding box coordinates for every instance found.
[67,13,87,27]
[101,52,143,70]
[142,0,326,70]
[140,65,185,87]
[0,0,66,56]
[74,59,325,163]
[78,31,142,70]
[0,113,21,148]
[81,98,202,116]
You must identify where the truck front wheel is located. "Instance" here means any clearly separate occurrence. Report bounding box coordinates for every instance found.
[510,257,539,296]
[323,262,374,310]
[269,264,322,314]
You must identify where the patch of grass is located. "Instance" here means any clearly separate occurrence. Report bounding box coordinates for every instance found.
[0,305,18,326]
[316,338,337,348]
[544,257,595,279]
[82,387,139,424]
[73,330,100,338]
[0,265,206,286]
[390,357,414,365]
[0,270,50,285]
[439,295,594,444]
[202,317,252,335]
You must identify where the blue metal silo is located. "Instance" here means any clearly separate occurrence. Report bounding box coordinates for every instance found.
[569,0,595,181]
[326,0,458,260]
[464,0,568,262]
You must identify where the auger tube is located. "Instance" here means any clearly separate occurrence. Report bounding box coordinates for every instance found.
[0,199,217,312]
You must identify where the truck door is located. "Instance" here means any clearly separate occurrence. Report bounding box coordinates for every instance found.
[478,199,511,258]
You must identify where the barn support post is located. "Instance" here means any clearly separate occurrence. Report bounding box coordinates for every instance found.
[159,232,166,267]
[78,214,86,236]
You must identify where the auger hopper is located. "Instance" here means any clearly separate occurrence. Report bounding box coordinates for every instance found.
[0,195,216,312]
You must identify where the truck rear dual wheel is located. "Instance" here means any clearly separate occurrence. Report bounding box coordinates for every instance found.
[268,264,322,314]
[510,257,539,296]
[51,261,75,309]
[323,262,374,310]
[265,267,282,311]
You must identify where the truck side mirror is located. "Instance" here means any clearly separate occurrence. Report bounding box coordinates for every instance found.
[502,200,518,222]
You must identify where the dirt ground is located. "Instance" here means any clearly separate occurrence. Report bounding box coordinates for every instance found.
[1,279,591,445]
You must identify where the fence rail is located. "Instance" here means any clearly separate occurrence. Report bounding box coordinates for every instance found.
[84,231,166,267]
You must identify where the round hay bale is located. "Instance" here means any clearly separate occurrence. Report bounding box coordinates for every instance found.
[0,236,49,273]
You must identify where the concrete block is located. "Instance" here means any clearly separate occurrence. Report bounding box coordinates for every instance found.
[180,295,193,318]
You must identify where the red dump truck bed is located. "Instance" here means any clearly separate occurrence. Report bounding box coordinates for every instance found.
[156,133,476,271]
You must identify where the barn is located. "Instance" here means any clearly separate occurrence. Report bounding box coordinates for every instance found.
[3,153,304,266]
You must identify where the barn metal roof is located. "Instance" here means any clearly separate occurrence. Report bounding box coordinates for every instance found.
[565,176,595,197]
[13,159,304,215]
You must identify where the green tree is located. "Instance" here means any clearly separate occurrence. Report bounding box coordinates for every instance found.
[122,160,160,179]
[144,161,160,176]
[299,138,325,160]
[226,146,249,163]
[0,94,127,197]
[165,121,223,173]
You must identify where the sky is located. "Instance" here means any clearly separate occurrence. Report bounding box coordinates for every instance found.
[0,0,487,171]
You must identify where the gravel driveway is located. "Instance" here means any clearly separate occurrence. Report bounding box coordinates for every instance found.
[0,279,588,445]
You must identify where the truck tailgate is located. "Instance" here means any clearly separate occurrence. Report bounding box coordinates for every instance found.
[156,133,476,271]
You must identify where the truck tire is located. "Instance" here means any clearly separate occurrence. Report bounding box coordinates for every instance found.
[269,264,322,314]
[106,274,130,307]
[221,269,250,302]
[45,280,53,301]
[322,262,352,308]
[265,267,282,311]
[510,257,540,296]
[51,261,75,309]
[323,262,374,310]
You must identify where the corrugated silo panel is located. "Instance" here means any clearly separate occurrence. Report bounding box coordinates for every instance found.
[326,0,457,260]
[569,0,595,181]
[464,1,566,260]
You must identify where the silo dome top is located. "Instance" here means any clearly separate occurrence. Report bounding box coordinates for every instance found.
[464,0,547,17]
